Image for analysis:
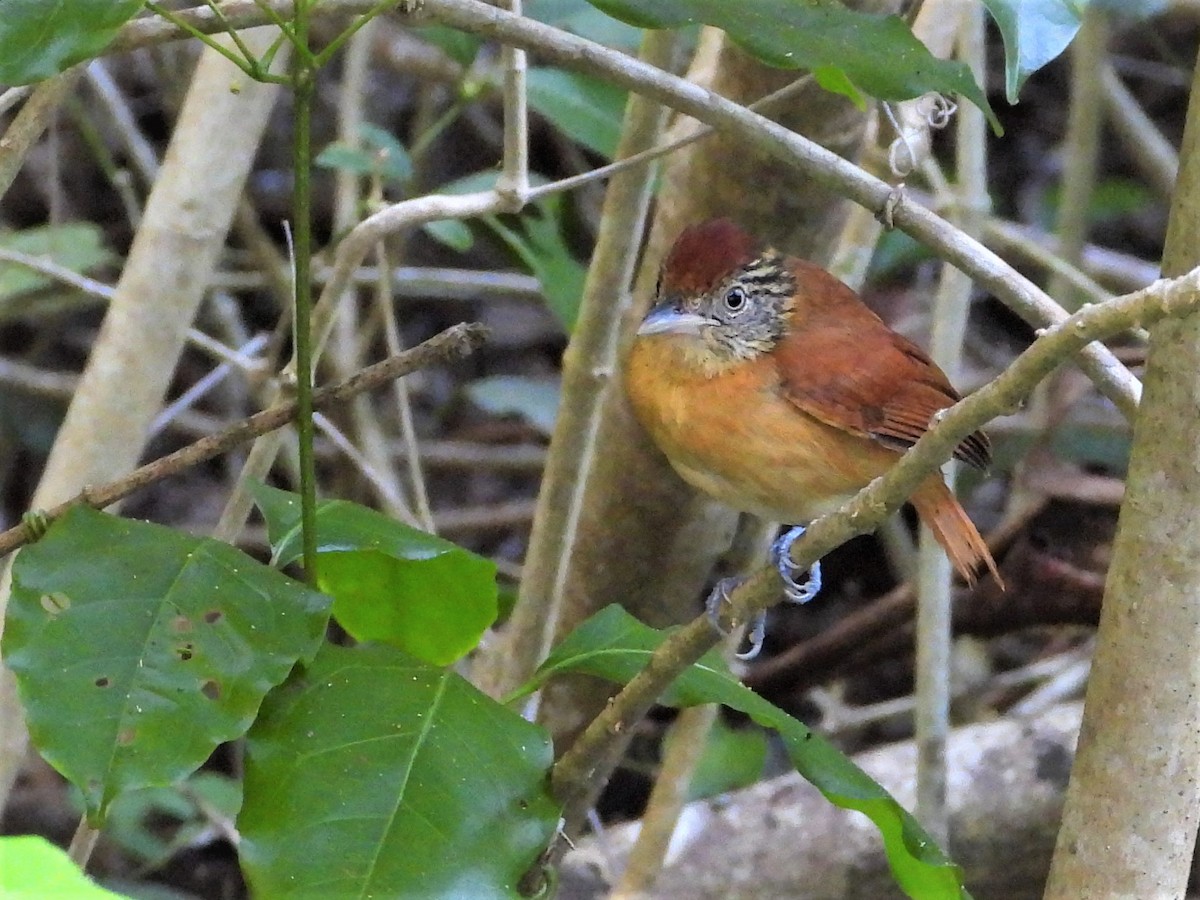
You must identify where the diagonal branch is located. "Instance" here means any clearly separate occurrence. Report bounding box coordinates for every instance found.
[546,265,1200,855]
[0,323,488,559]
[110,0,1144,419]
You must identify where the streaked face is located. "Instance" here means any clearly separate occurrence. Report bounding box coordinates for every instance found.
[638,251,796,365]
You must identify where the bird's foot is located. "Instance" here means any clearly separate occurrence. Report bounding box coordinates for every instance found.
[704,577,767,661]
[770,525,823,604]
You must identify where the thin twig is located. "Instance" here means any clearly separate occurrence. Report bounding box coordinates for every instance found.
[913,0,988,845]
[375,241,436,532]
[111,0,1142,417]
[0,323,487,558]
[1101,61,1177,200]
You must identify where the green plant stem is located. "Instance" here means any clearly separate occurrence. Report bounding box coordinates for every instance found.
[291,4,319,585]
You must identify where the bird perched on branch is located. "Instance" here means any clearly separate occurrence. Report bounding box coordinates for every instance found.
[625,218,1000,632]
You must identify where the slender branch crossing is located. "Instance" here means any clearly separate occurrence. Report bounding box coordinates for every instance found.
[0,323,488,558]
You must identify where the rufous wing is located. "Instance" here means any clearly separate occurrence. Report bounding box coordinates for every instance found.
[772,261,990,470]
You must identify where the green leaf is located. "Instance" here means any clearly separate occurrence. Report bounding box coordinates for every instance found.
[239,643,559,899]
[485,197,587,330]
[418,170,504,251]
[527,68,627,158]
[688,719,767,801]
[526,0,643,48]
[466,375,561,436]
[0,0,143,84]
[250,483,498,666]
[424,219,476,251]
[527,606,969,899]
[415,24,485,65]
[2,506,331,821]
[0,224,113,309]
[315,124,414,185]
[0,836,131,898]
[980,0,1084,102]
[585,0,999,132]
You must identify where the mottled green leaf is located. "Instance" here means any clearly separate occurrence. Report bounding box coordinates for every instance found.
[3,507,330,821]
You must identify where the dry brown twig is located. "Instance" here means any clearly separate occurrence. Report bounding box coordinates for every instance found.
[0,322,488,559]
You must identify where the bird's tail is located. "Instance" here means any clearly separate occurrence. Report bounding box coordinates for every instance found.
[911,475,1003,588]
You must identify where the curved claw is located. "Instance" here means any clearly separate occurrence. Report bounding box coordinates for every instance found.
[770,525,823,604]
[706,578,768,660]
[735,612,767,661]
[704,577,740,635]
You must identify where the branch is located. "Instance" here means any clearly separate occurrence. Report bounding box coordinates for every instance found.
[547,266,1200,853]
[0,323,487,558]
[110,0,1142,417]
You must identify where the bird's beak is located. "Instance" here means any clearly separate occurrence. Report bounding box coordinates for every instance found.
[637,302,709,337]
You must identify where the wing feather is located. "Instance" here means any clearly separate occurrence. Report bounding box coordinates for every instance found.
[773,262,990,471]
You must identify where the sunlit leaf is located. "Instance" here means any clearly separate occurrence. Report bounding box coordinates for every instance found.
[0,836,129,898]
[251,483,498,666]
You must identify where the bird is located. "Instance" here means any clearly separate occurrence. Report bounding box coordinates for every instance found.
[624,218,1001,627]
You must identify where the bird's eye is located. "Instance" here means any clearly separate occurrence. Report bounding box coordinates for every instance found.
[724,286,747,313]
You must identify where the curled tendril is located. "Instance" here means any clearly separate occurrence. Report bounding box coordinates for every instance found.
[883,94,959,177]
[925,93,958,129]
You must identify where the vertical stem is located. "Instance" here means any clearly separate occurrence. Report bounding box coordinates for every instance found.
[291,4,319,583]
[1047,5,1109,310]
[1045,39,1200,900]
[914,0,988,846]
[497,0,529,200]
[612,704,718,896]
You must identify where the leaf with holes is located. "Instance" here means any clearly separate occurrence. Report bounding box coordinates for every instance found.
[584,0,999,131]
[0,0,143,84]
[2,506,330,822]
[251,483,498,665]
[239,643,559,899]
[521,605,969,898]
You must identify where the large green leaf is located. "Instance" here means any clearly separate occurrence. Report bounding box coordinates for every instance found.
[980,0,1083,102]
[585,0,998,131]
[523,605,968,899]
[527,68,627,158]
[0,0,143,84]
[526,0,644,48]
[0,836,130,898]
[239,643,559,899]
[251,483,498,665]
[2,506,331,821]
